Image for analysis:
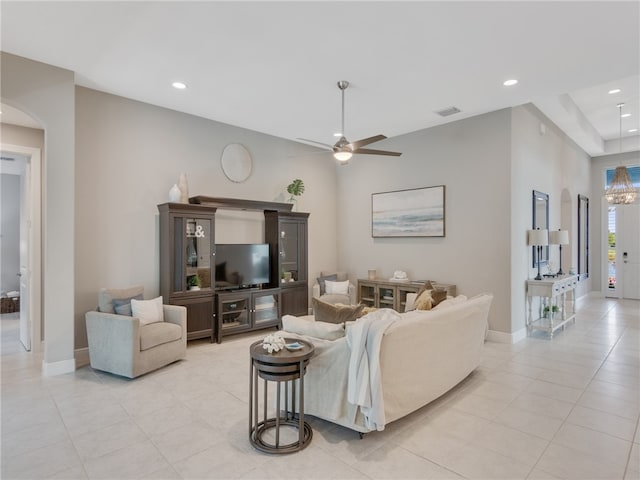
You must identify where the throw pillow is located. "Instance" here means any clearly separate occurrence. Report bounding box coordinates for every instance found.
[98,285,144,314]
[281,315,345,341]
[131,296,164,325]
[404,293,418,312]
[434,295,468,310]
[312,297,364,325]
[317,274,338,295]
[414,290,434,310]
[325,279,349,296]
[414,281,434,300]
[112,294,143,316]
[431,288,447,307]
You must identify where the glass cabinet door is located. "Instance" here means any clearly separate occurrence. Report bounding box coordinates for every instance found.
[173,217,212,293]
[253,291,279,327]
[219,294,250,331]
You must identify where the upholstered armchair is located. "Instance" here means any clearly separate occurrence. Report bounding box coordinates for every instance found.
[312,271,357,306]
[85,286,186,378]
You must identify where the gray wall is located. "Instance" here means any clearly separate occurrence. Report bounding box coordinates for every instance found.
[74,87,339,349]
[1,174,20,292]
[1,52,75,371]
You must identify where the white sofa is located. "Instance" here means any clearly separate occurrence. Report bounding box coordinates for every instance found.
[281,293,493,433]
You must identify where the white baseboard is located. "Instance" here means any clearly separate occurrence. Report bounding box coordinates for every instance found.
[75,347,90,368]
[42,357,75,376]
[487,327,527,344]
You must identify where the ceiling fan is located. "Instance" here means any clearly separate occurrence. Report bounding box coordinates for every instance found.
[299,80,402,163]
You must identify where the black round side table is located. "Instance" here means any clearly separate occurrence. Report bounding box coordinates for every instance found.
[249,337,314,454]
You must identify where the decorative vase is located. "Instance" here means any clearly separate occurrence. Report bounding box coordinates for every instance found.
[287,195,297,212]
[178,173,189,204]
[168,184,181,203]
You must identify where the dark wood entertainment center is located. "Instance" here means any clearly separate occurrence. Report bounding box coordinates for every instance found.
[158,197,309,343]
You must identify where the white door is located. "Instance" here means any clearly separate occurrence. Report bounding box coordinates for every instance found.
[19,161,31,350]
[617,204,640,300]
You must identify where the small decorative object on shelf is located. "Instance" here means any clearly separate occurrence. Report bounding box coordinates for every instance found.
[286,178,305,211]
[389,270,409,283]
[168,184,181,203]
[262,333,285,354]
[188,274,201,291]
[178,172,189,203]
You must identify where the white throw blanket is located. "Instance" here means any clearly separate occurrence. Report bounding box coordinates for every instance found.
[346,308,400,431]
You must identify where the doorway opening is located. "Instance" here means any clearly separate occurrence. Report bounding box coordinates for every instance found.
[0,144,42,355]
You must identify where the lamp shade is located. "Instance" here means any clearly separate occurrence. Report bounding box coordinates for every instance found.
[549,229,569,245]
[527,229,548,246]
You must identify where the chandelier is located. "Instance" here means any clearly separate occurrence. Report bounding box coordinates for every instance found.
[605,103,637,205]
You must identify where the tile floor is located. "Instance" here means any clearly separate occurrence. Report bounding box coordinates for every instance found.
[1,295,639,479]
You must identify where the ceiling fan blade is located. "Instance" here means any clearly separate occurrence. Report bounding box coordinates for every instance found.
[353,148,402,157]
[296,138,334,150]
[349,134,387,150]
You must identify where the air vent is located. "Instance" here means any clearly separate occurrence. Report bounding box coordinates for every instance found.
[435,106,461,117]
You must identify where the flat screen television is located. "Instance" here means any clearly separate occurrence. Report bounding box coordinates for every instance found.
[215,243,270,290]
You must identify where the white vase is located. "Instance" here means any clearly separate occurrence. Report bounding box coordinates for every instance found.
[178,173,189,203]
[168,184,181,203]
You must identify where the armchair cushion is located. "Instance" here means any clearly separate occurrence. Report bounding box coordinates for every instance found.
[140,322,182,351]
[325,280,350,295]
[316,274,338,295]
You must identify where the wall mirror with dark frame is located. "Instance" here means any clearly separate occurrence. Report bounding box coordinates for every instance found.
[532,190,549,268]
[578,194,589,279]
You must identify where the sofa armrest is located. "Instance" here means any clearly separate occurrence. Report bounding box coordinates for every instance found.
[348,283,357,305]
[162,304,187,343]
[312,283,321,299]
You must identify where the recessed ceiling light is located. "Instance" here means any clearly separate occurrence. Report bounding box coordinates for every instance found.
[503,79,518,86]
[608,88,621,94]
[621,113,631,118]
[172,81,187,90]
[629,128,638,133]
[333,132,342,137]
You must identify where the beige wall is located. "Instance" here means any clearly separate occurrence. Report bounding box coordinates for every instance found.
[1,52,75,372]
[510,104,592,335]
[74,87,338,349]
[336,109,512,334]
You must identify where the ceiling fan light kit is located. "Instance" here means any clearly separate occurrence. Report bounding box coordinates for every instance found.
[300,80,402,163]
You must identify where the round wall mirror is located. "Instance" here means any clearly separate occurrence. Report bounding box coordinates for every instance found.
[221,143,252,183]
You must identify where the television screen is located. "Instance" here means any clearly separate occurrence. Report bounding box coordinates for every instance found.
[215,244,270,290]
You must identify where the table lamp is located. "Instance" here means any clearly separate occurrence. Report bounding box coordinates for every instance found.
[549,229,569,275]
[528,228,548,280]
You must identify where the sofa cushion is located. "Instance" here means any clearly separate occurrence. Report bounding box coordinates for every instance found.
[282,315,345,341]
[320,271,348,282]
[140,322,182,351]
[434,295,468,310]
[312,297,364,325]
[317,274,338,295]
[98,285,144,314]
[131,296,164,325]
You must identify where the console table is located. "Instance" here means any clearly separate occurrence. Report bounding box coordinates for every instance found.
[526,274,578,338]
[357,279,457,312]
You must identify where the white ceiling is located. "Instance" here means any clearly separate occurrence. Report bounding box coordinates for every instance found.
[1,1,639,157]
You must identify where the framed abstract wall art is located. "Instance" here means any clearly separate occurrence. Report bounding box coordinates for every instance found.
[371,185,445,237]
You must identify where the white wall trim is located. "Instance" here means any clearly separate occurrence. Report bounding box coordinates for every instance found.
[75,347,90,369]
[42,358,75,376]
[487,327,527,344]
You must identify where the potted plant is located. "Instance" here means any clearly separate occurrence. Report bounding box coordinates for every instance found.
[188,274,201,291]
[286,179,305,210]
